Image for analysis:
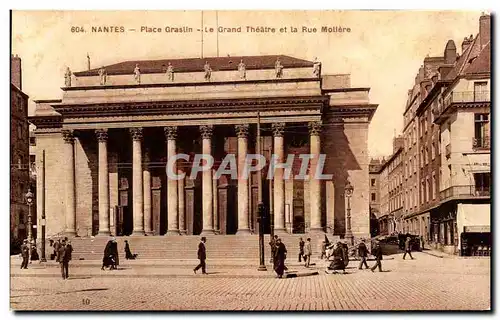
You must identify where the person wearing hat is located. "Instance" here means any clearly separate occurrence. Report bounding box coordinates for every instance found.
[56,238,72,279]
[20,239,29,269]
[194,236,207,274]
[370,241,383,272]
[273,238,287,278]
[358,239,369,270]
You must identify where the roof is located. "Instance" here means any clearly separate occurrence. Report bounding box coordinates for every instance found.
[445,33,490,80]
[74,55,314,76]
[11,83,28,98]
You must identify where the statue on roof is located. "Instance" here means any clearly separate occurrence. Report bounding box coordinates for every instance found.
[204,61,212,81]
[134,64,141,84]
[238,59,246,80]
[166,62,174,82]
[64,67,72,87]
[312,57,321,77]
[275,57,283,78]
[99,66,107,85]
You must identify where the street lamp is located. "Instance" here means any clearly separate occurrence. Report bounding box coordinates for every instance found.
[25,189,34,261]
[345,180,354,245]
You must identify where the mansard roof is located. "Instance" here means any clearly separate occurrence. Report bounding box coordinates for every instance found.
[445,33,490,80]
[74,55,314,76]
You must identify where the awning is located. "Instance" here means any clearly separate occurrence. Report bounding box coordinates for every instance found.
[464,225,490,233]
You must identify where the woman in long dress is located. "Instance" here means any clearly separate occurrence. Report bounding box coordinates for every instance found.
[327,242,346,274]
[273,238,287,278]
[101,240,113,270]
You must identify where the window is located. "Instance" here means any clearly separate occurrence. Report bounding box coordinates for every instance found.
[431,172,436,200]
[474,114,490,148]
[371,179,375,187]
[371,193,376,201]
[431,142,436,160]
[17,123,22,140]
[474,173,490,195]
[425,148,429,165]
[474,81,488,101]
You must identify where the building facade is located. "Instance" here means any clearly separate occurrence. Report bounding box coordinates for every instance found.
[31,55,377,241]
[402,14,491,255]
[368,159,382,236]
[11,54,31,243]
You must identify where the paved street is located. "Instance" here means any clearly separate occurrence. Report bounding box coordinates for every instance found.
[10,252,490,311]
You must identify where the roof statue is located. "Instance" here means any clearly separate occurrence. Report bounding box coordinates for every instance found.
[64,67,72,87]
[99,66,107,85]
[312,57,321,77]
[238,59,246,80]
[134,64,141,84]
[204,61,212,81]
[166,62,174,82]
[275,57,283,78]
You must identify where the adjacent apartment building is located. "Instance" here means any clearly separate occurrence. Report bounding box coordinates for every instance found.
[11,54,31,243]
[403,13,491,256]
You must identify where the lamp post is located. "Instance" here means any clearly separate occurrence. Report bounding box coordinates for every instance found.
[345,180,354,245]
[256,111,267,271]
[25,189,34,262]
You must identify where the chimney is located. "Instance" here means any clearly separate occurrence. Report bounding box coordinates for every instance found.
[479,13,491,49]
[461,35,473,54]
[443,40,457,64]
[11,54,22,90]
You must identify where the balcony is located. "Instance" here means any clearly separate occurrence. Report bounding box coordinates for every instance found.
[433,91,490,124]
[472,136,490,150]
[440,185,490,201]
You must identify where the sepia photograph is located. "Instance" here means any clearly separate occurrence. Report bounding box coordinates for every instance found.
[9,9,491,311]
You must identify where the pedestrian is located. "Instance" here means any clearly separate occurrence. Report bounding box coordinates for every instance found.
[326,242,345,274]
[101,239,113,270]
[403,236,414,260]
[30,240,39,261]
[57,239,71,279]
[370,242,383,272]
[298,237,305,262]
[273,238,287,278]
[124,240,138,260]
[110,237,119,269]
[420,235,425,251]
[320,240,327,259]
[53,238,61,261]
[269,235,278,264]
[304,238,312,267]
[194,236,207,274]
[20,239,29,269]
[358,239,369,270]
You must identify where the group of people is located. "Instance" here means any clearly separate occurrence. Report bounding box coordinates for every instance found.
[101,238,138,270]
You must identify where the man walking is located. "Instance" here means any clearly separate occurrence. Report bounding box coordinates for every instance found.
[370,242,383,272]
[403,236,414,260]
[194,236,207,274]
[304,238,312,267]
[298,238,305,262]
[20,239,29,269]
[274,238,287,278]
[57,239,72,279]
[358,239,369,270]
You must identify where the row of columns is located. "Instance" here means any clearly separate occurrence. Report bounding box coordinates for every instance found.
[61,121,323,236]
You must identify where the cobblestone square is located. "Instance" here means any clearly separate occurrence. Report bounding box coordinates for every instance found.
[10,252,490,311]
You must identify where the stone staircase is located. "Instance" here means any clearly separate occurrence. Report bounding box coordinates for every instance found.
[56,233,340,261]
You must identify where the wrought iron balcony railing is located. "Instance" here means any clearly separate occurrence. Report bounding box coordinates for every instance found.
[433,91,490,121]
[472,136,490,149]
[440,185,490,201]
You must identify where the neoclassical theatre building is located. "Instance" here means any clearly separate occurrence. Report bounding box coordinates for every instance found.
[31,55,377,240]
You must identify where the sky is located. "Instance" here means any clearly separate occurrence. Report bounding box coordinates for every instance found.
[11,10,482,157]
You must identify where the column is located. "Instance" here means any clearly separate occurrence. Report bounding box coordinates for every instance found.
[235,124,250,234]
[213,170,219,233]
[165,126,180,235]
[143,151,153,235]
[178,170,186,235]
[309,121,322,232]
[200,125,215,235]
[62,130,76,236]
[130,128,144,235]
[272,123,286,233]
[96,129,110,236]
